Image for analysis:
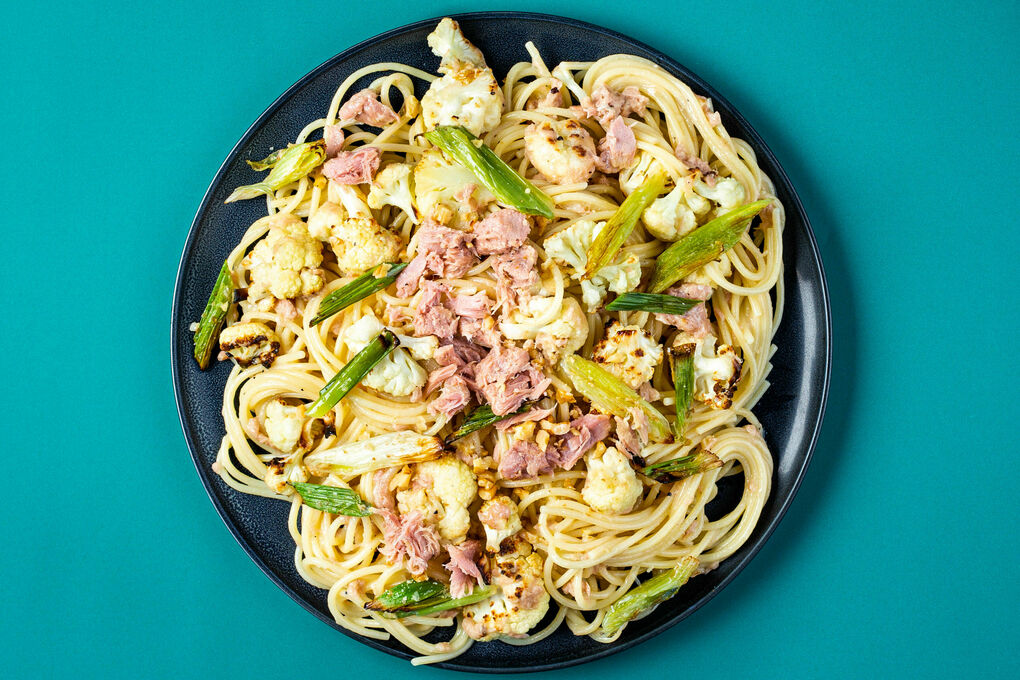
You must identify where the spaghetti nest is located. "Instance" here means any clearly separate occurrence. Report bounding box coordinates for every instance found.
[207,18,782,666]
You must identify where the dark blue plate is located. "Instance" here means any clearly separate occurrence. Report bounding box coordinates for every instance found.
[171,12,831,672]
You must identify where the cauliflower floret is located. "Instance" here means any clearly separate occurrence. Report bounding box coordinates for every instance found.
[477,496,523,552]
[582,445,642,514]
[592,322,663,389]
[219,322,281,368]
[499,295,588,362]
[543,219,642,311]
[367,163,418,224]
[619,151,669,196]
[263,398,306,453]
[344,314,429,397]
[693,176,746,212]
[307,202,403,276]
[684,256,732,287]
[245,213,325,305]
[421,66,503,137]
[642,185,697,242]
[426,17,486,72]
[264,454,309,494]
[463,543,550,641]
[397,455,478,543]
[688,335,743,409]
[413,149,494,226]
[523,120,597,185]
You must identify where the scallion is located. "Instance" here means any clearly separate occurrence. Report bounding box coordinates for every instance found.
[290,482,372,516]
[423,126,554,218]
[583,171,667,279]
[601,556,699,635]
[192,260,234,369]
[445,404,527,444]
[305,330,398,417]
[670,344,696,436]
[606,292,701,315]
[641,450,722,483]
[226,140,327,203]
[310,262,407,326]
[648,199,770,293]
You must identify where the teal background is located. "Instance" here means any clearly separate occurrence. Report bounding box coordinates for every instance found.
[3,1,1017,677]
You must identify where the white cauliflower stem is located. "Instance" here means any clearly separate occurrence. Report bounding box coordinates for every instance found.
[245,213,325,305]
[397,456,478,543]
[367,163,418,223]
[592,322,663,389]
[582,446,642,514]
[344,314,428,397]
[307,202,403,276]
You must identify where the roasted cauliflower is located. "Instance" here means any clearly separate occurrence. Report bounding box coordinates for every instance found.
[582,445,642,514]
[244,213,325,306]
[592,322,663,390]
[219,322,281,367]
[307,202,403,277]
[396,455,478,544]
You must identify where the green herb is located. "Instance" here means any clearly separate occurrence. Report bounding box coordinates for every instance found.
[669,344,696,436]
[601,556,699,635]
[423,126,554,218]
[605,292,701,315]
[192,260,234,369]
[641,450,722,483]
[310,263,407,326]
[584,171,668,278]
[445,404,527,444]
[561,355,672,443]
[226,140,327,203]
[289,482,372,516]
[648,199,770,293]
[305,331,398,417]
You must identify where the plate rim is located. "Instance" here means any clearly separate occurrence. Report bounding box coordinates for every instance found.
[171,10,832,673]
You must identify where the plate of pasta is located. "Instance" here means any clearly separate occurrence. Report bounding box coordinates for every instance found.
[172,12,830,671]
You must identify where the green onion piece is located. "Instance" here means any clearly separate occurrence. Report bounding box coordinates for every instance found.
[306,330,398,417]
[601,556,699,635]
[649,199,771,293]
[304,431,444,477]
[226,140,327,203]
[365,581,494,618]
[669,344,696,437]
[192,260,234,369]
[641,450,722,484]
[246,147,287,171]
[561,355,672,443]
[606,292,701,315]
[403,586,494,618]
[365,580,448,612]
[310,262,408,326]
[289,482,372,516]
[445,404,527,444]
[423,126,554,218]
[583,171,668,279]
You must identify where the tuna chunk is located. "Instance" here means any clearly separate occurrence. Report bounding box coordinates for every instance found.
[656,283,713,337]
[595,116,637,174]
[323,146,381,185]
[473,209,531,256]
[579,84,648,128]
[490,245,539,309]
[474,344,551,415]
[444,540,485,598]
[413,280,458,340]
[378,509,440,576]
[396,221,480,296]
[338,89,400,127]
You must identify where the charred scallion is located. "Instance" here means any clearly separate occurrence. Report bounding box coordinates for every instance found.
[192,260,234,369]
[226,140,327,203]
[601,556,699,635]
[305,330,398,417]
[649,199,770,293]
[606,292,701,316]
[583,171,668,279]
[423,126,554,218]
[290,482,372,517]
[310,262,408,326]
